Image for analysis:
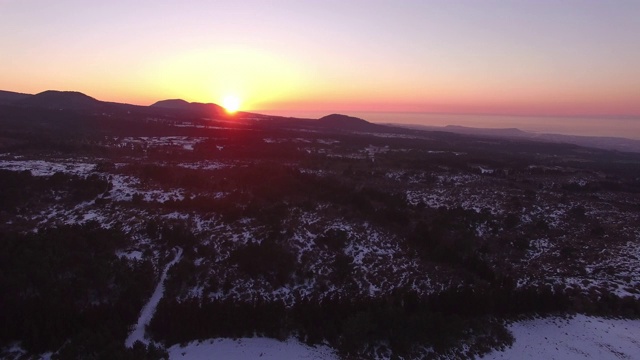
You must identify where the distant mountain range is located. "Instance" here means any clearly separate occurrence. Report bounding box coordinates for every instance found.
[0,89,383,131]
[392,123,640,153]
[2,89,639,152]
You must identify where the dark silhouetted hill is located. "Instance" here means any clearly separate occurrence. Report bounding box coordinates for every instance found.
[151,99,226,117]
[0,90,32,104]
[15,90,102,110]
[316,114,384,131]
[150,99,192,110]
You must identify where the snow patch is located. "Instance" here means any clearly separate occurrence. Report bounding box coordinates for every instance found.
[167,338,338,360]
[0,159,95,177]
[483,315,640,360]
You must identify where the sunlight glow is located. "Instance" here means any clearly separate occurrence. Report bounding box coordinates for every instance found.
[222,95,241,113]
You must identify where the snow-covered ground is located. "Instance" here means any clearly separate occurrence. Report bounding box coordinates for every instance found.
[167,338,338,360]
[5,315,638,360]
[483,315,640,360]
[0,159,95,176]
[177,161,228,171]
[125,247,183,348]
[118,136,207,150]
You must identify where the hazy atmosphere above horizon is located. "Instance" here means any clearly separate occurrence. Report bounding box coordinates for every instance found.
[1,0,639,120]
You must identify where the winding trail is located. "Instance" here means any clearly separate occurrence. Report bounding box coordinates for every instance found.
[125,247,183,348]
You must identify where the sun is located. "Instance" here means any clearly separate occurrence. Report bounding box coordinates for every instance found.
[222,95,241,113]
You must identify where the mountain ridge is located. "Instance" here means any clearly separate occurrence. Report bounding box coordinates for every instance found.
[150,98,226,116]
[150,99,192,109]
[391,123,640,153]
[0,90,32,104]
[316,113,387,131]
[15,90,102,110]
[2,88,639,152]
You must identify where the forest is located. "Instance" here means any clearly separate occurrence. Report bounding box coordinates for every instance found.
[1,101,640,359]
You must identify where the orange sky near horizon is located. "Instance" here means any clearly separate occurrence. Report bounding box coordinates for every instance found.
[1,1,639,119]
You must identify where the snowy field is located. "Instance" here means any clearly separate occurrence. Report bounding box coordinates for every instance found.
[167,338,338,360]
[0,159,95,176]
[166,315,640,360]
[483,315,640,360]
[4,315,639,360]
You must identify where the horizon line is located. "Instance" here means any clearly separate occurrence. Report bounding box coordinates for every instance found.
[3,88,640,121]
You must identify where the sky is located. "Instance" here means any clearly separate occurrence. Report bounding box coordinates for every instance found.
[1,0,639,119]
